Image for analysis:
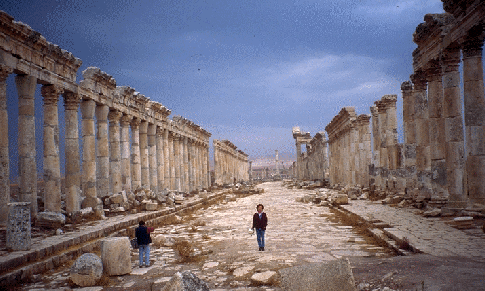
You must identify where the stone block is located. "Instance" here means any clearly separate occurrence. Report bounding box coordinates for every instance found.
[279,259,356,291]
[251,270,277,285]
[70,253,103,287]
[36,211,66,228]
[161,271,209,291]
[110,193,124,204]
[145,202,158,211]
[101,237,132,276]
[6,202,31,251]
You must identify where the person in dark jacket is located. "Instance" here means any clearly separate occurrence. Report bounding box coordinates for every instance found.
[252,204,268,251]
[135,220,151,267]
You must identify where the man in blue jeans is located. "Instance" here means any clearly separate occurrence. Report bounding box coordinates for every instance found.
[252,204,268,251]
[135,220,151,267]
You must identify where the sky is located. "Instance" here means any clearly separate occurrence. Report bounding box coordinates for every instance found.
[1,0,446,176]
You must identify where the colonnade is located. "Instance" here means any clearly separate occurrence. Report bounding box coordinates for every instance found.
[292,127,328,181]
[213,140,249,185]
[325,108,371,187]
[0,12,211,225]
[407,2,485,206]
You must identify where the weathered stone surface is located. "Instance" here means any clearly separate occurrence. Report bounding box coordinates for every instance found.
[109,193,124,204]
[233,265,255,277]
[250,270,277,285]
[161,271,209,291]
[6,202,31,251]
[101,237,132,276]
[145,202,158,211]
[331,194,349,205]
[36,211,65,228]
[70,253,103,287]
[279,259,356,291]
[423,208,441,217]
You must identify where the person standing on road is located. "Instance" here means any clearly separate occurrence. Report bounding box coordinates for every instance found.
[252,204,268,251]
[135,220,152,267]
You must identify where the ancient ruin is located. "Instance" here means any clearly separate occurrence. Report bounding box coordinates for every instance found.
[213,139,249,185]
[293,0,485,209]
[292,126,328,181]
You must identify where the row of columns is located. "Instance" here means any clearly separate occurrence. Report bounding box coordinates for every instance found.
[213,140,249,185]
[325,107,371,187]
[0,70,211,225]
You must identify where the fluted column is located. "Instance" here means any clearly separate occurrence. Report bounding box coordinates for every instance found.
[120,115,132,192]
[131,118,141,189]
[183,137,189,192]
[163,128,171,190]
[108,110,122,194]
[0,65,12,225]
[41,84,62,212]
[64,92,81,214]
[156,126,165,190]
[139,121,149,188]
[80,99,97,208]
[427,62,447,197]
[148,123,158,192]
[441,47,466,207]
[463,33,485,204]
[95,104,109,198]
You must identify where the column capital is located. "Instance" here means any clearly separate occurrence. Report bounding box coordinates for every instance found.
[440,47,461,73]
[156,125,164,136]
[463,27,484,59]
[63,92,81,110]
[401,81,413,94]
[410,71,427,91]
[108,110,122,123]
[0,64,13,82]
[41,84,63,105]
[120,114,132,126]
[131,117,141,128]
[425,60,443,82]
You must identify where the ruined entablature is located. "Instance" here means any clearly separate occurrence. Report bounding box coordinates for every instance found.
[375,94,397,111]
[80,67,116,102]
[413,13,455,45]
[355,114,371,126]
[325,107,357,141]
[148,101,171,121]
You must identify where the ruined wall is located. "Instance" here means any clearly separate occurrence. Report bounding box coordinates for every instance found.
[0,11,212,224]
[292,127,328,181]
[213,139,249,185]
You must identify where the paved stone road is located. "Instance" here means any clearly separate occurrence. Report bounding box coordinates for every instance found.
[21,181,391,290]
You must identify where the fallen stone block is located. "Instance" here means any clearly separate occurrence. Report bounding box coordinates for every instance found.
[145,202,158,211]
[251,270,277,285]
[70,253,103,287]
[36,211,65,228]
[101,237,132,276]
[279,259,356,291]
[331,194,349,205]
[161,270,209,291]
[110,193,124,204]
[423,208,441,217]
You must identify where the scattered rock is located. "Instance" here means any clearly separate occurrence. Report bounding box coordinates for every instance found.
[250,270,277,285]
[423,208,441,217]
[233,266,255,278]
[70,253,103,287]
[161,271,209,291]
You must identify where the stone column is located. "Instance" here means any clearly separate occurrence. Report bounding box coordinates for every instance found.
[427,62,447,197]
[81,99,97,208]
[401,81,416,191]
[173,134,181,191]
[411,73,431,192]
[463,33,485,204]
[194,143,200,188]
[16,75,38,217]
[108,110,122,194]
[206,145,211,187]
[96,104,109,198]
[441,47,466,207]
[139,121,149,188]
[165,130,173,190]
[168,132,175,189]
[41,84,62,212]
[131,118,141,190]
[295,142,302,180]
[0,65,12,225]
[64,92,81,214]
[183,137,189,192]
[189,140,195,190]
[120,115,132,192]
[178,135,184,191]
[370,106,380,187]
[156,126,165,190]
[148,123,158,192]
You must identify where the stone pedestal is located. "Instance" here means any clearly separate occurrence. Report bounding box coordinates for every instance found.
[6,202,31,251]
